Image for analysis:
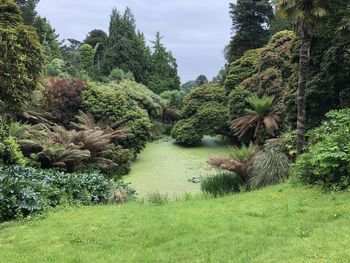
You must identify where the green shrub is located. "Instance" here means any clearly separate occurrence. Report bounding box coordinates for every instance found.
[307,109,350,145]
[117,80,165,119]
[293,109,350,189]
[201,172,243,197]
[171,118,203,145]
[0,166,135,222]
[44,58,67,77]
[160,90,185,109]
[250,147,290,189]
[182,84,226,117]
[81,82,152,154]
[196,102,228,135]
[228,86,253,120]
[0,136,26,165]
[172,84,228,145]
[109,68,135,83]
[224,49,261,93]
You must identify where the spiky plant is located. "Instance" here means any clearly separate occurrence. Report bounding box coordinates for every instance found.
[231,95,279,141]
[208,142,257,183]
[249,147,290,189]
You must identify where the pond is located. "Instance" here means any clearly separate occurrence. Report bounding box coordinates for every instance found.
[125,137,231,198]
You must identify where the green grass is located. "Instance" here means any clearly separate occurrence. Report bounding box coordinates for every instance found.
[1,184,350,262]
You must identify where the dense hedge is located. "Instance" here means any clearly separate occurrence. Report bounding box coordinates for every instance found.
[0,166,135,222]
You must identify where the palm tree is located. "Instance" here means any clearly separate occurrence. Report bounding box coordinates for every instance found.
[208,143,257,183]
[231,95,279,141]
[276,0,329,156]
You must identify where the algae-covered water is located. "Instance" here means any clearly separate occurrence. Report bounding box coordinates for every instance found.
[125,137,231,197]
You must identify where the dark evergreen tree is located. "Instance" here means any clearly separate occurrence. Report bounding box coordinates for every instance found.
[15,0,39,25]
[34,16,61,60]
[84,29,108,73]
[0,0,43,115]
[196,75,209,86]
[147,32,180,94]
[61,39,82,76]
[102,7,151,84]
[228,0,274,62]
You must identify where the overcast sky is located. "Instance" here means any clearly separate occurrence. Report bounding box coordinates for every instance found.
[36,0,232,83]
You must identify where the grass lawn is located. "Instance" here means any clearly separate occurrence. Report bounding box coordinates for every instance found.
[1,184,350,263]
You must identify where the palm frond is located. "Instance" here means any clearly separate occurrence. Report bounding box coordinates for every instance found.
[246,95,275,115]
[263,115,279,136]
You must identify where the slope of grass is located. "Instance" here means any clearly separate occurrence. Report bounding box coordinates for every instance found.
[1,184,350,263]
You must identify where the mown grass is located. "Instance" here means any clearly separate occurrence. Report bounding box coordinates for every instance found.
[1,184,350,262]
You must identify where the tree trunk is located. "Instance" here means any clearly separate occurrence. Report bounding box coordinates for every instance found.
[296,37,311,157]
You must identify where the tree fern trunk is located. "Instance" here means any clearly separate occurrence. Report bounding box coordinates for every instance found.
[296,37,311,156]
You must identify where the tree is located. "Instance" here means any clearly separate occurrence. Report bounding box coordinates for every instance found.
[61,39,81,76]
[212,67,227,86]
[34,16,61,61]
[15,0,39,25]
[84,29,108,73]
[181,81,197,94]
[0,0,43,116]
[102,7,151,84]
[231,95,279,143]
[147,32,180,94]
[277,0,329,156]
[195,75,208,86]
[228,0,274,62]
[79,44,95,78]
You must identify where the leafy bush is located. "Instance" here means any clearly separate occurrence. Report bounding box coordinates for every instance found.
[160,90,185,109]
[81,82,152,154]
[224,49,261,93]
[293,109,350,189]
[44,58,67,77]
[43,78,86,126]
[249,147,290,189]
[182,84,226,117]
[0,118,26,165]
[0,166,130,222]
[172,84,228,144]
[228,86,253,120]
[0,136,26,165]
[109,68,135,82]
[171,118,203,145]
[196,102,228,135]
[201,172,243,197]
[117,80,165,119]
